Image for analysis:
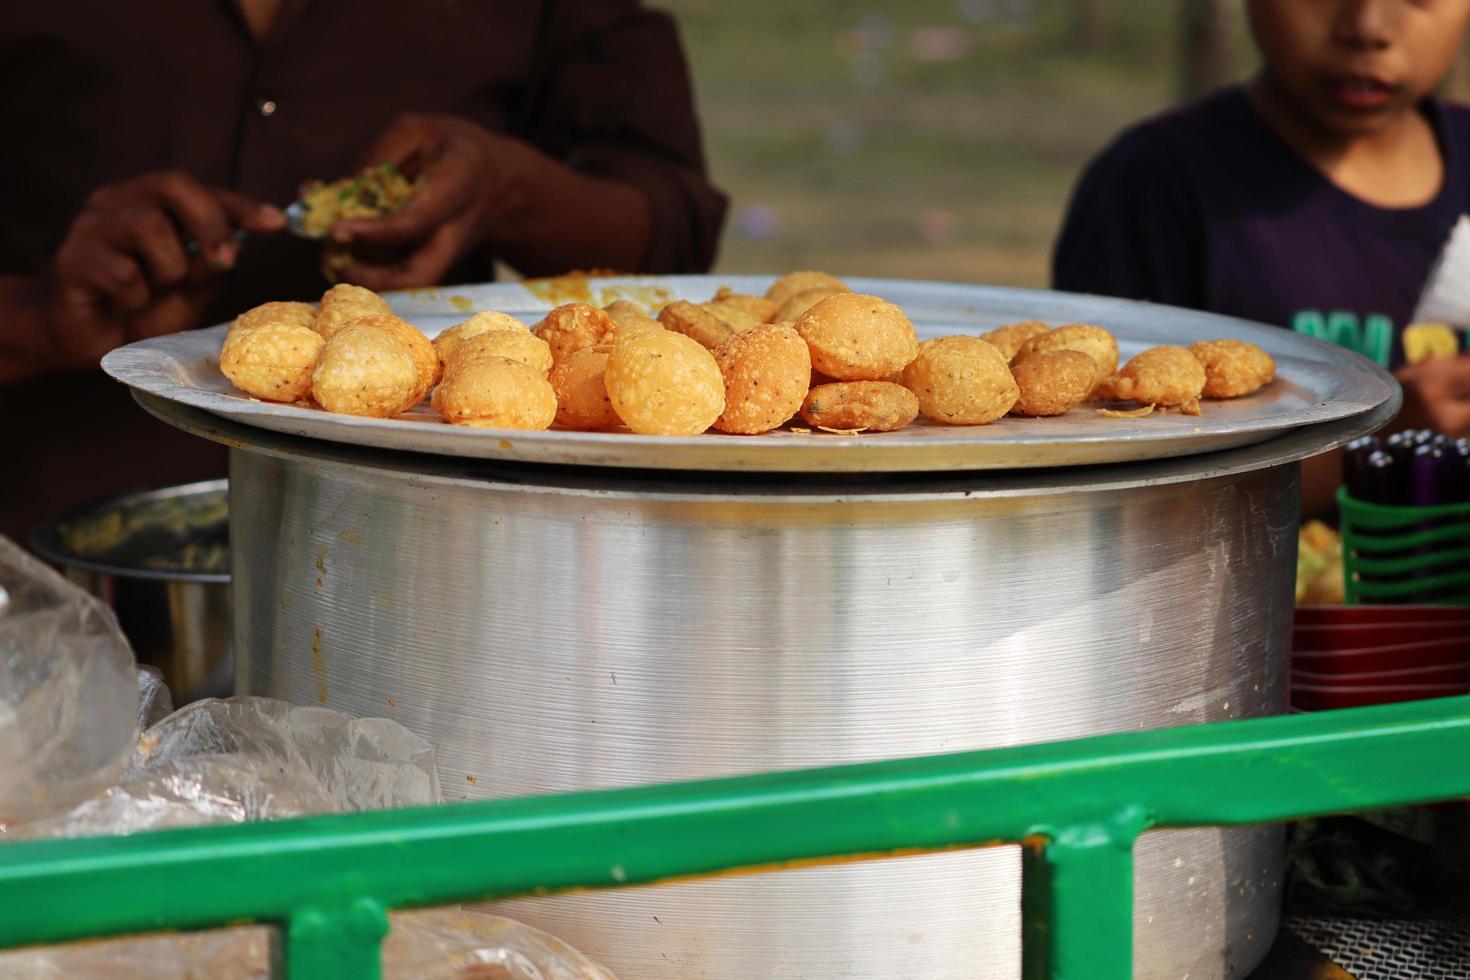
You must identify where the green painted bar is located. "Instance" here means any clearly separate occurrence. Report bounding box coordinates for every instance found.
[278,899,389,980]
[0,695,1467,976]
[1021,824,1139,980]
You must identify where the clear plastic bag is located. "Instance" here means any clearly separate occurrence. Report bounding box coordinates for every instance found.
[136,665,174,729]
[0,910,618,979]
[0,536,137,822]
[5,697,441,839]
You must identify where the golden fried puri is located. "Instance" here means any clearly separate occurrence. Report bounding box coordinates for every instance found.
[775,286,844,323]
[658,300,737,350]
[979,320,1051,361]
[902,335,1019,425]
[219,319,324,403]
[602,299,651,328]
[1012,324,1119,384]
[1188,339,1276,399]
[600,318,664,348]
[702,298,766,334]
[228,301,316,344]
[549,348,618,430]
[431,356,557,430]
[449,328,554,378]
[765,270,850,306]
[712,323,811,434]
[534,303,615,365]
[432,311,527,366]
[795,293,919,381]
[311,322,420,417]
[800,381,919,432]
[605,330,725,435]
[347,314,440,400]
[313,284,393,340]
[1100,345,1206,411]
[1009,350,1098,417]
[710,287,778,324]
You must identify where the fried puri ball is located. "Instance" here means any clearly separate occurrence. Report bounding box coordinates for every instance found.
[1012,324,1119,383]
[311,322,420,417]
[549,348,619,430]
[710,287,778,324]
[601,318,664,348]
[712,323,811,434]
[765,270,850,306]
[345,314,439,399]
[1101,345,1206,408]
[979,320,1050,362]
[605,330,725,435]
[449,328,554,378]
[603,299,651,328]
[795,293,919,381]
[702,298,766,334]
[1188,339,1276,399]
[902,335,1018,425]
[431,356,556,430]
[800,381,919,432]
[228,300,316,344]
[534,303,615,365]
[658,300,736,350]
[432,311,527,366]
[313,284,393,340]
[220,318,324,403]
[775,286,844,323]
[1009,350,1097,417]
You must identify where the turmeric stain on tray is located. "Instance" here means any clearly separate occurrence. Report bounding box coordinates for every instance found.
[311,627,328,703]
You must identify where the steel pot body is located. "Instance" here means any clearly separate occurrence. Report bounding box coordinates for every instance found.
[230,445,1299,980]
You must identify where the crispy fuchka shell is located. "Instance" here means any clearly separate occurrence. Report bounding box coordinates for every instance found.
[902,335,1018,425]
[709,287,778,325]
[979,320,1050,362]
[228,301,316,345]
[432,311,528,366]
[1009,349,1097,417]
[342,314,440,399]
[712,323,811,435]
[600,318,664,349]
[448,328,553,378]
[219,318,324,403]
[311,321,420,417]
[313,283,393,340]
[602,299,651,328]
[799,381,919,432]
[794,293,919,381]
[1188,338,1276,399]
[1012,323,1119,388]
[534,303,616,365]
[658,300,736,350]
[549,347,619,430]
[1100,345,1206,409]
[431,356,557,429]
[765,270,850,306]
[604,330,725,435]
[774,286,844,324]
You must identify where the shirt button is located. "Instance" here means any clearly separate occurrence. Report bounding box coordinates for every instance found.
[257,98,278,118]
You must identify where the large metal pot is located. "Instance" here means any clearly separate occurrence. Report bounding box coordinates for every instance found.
[111,385,1384,980]
[29,479,232,704]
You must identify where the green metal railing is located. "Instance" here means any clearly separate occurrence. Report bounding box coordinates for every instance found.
[1,694,1467,979]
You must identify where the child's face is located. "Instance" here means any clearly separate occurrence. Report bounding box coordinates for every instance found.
[1248,0,1470,136]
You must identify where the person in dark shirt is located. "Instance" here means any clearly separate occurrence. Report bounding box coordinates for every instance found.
[0,1,726,542]
[1054,0,1470,513]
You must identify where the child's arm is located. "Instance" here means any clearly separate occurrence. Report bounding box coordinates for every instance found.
[1395,355,1470,437]
[1051,129,1206,307]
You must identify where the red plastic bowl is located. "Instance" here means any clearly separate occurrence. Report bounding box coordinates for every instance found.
[1295,605,1470,626]
[1291,637,1470,674]
[1292,663,1470,687]
[1290,683,1468,711]
[1293,621,1469,651]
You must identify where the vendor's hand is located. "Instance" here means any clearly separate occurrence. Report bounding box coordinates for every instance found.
[1395,353,1470,437]
[48,171,285,369]
[326,114,539,290]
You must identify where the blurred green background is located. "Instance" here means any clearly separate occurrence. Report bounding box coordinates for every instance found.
[663,0,1254,286]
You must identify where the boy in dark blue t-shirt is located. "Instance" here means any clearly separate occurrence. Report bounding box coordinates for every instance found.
[1055,1,1470,464]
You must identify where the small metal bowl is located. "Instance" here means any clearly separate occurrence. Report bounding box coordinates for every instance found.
[29,479,232,703]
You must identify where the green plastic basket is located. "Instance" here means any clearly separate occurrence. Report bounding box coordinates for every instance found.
[1338,486,1470,605]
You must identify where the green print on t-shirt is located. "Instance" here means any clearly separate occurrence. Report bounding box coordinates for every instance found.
[1291,310,1393,367]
